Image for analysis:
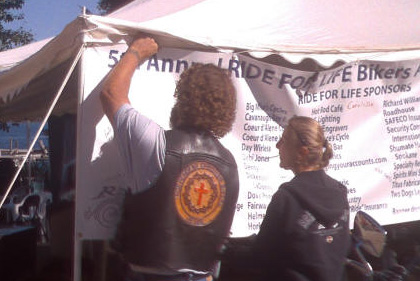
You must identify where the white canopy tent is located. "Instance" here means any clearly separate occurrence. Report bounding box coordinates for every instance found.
[2,1,420,280]
[109,0,420,53]
[2,0,420,122]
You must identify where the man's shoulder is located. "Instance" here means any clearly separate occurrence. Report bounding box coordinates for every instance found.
[165,129,236,165]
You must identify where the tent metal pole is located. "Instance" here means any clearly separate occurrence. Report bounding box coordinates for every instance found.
[0,44,85,209]
[73,40,87,281]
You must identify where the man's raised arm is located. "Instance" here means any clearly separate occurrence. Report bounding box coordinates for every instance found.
[100,37,158,124]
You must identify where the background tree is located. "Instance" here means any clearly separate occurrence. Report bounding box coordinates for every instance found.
[0,0,33,51]
[97,0,134,15]
[0,0,33,131]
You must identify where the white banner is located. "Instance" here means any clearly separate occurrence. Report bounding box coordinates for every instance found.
[76,45,420,241]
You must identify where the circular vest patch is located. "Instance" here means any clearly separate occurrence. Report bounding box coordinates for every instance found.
[174,161,226,226]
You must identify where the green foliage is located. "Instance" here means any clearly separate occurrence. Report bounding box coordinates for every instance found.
[97,0,133,15]
[0,0,33,51]
[0,1,32,130]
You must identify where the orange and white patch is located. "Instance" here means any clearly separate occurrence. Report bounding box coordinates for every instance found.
[174,161,226,226]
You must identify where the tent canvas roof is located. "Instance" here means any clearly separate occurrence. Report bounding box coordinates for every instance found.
[2,0,420,122]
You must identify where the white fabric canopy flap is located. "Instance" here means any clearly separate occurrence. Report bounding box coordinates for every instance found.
[2,0,420,121]
[109,0,420,53]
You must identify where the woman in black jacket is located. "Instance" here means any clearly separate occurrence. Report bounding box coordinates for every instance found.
[254,116,351,281]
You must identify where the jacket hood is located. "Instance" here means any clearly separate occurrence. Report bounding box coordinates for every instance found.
[284,170,349,226]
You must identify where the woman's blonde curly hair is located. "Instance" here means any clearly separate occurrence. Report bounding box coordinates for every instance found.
[288,116,333,169]
[170,63,237,138]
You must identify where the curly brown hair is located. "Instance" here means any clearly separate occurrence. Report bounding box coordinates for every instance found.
[170,63,237,138]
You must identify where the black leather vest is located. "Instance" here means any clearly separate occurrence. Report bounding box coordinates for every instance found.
[117,129,239,273]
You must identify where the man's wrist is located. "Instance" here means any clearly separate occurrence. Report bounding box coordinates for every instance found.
[126,49,143,63]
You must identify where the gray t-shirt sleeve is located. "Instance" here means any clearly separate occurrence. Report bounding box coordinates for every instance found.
[113,104,165,194]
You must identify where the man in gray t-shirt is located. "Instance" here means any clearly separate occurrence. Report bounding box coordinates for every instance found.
[100,37,239,281]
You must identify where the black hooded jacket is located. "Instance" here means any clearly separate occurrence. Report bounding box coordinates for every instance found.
[254,170,350,281]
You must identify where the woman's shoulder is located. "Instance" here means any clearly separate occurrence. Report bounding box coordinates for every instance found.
[271,182,295,200]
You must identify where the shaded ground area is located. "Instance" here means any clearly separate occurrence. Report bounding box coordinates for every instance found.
[2,204,420,281]
[1,202,75,281]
